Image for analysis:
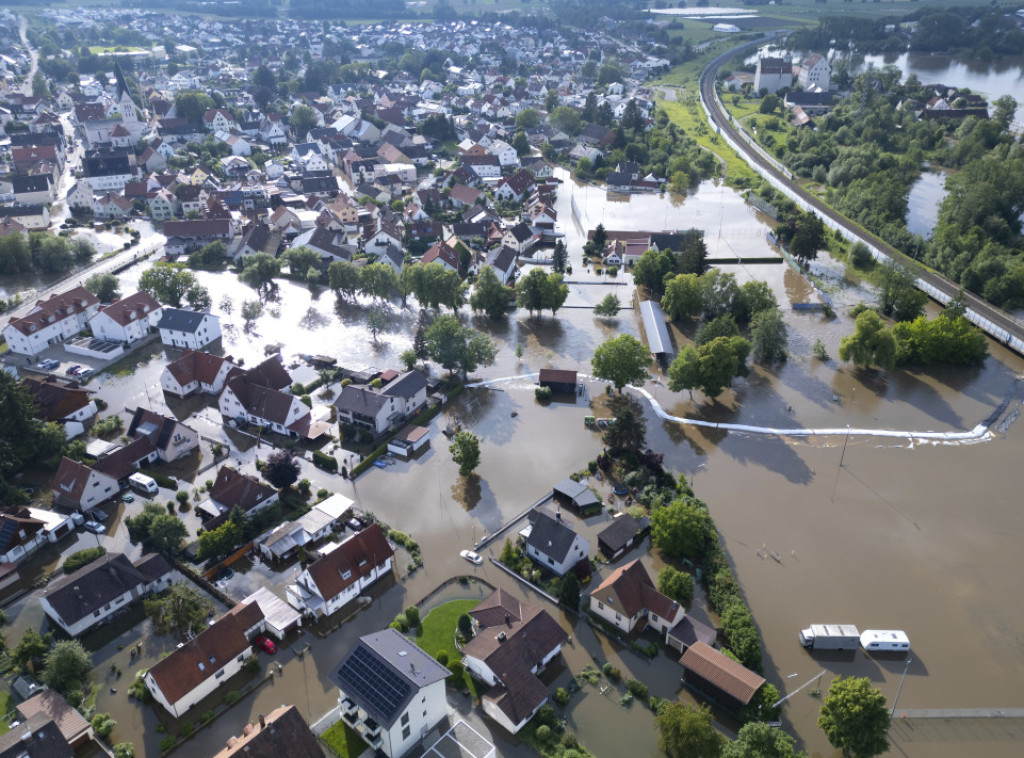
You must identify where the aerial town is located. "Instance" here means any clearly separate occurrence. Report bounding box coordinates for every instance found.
[1,3,1024,758]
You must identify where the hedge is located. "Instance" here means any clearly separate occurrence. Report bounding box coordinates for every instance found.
[139,469,177,489]
[312,450,338,472]
[63,547,107,574]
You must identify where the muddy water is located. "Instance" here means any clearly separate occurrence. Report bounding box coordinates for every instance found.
[57,177,1024,757]
[905,171,949,239]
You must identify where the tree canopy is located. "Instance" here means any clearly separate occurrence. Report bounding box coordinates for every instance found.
[425,315,497,380]
[449,431,481,477]
[655,702,725,758]
[651,497,717,560]
[591,335,651,391]
[839,310,897,371]
[470,265,511,319]
[818,676,890,758]
[145,582,214,639]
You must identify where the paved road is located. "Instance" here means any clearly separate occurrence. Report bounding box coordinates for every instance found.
[697,39,1024,356]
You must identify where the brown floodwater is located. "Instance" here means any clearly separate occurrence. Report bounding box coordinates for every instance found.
[12,177,1024,757]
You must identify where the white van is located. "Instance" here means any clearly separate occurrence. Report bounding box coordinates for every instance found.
[860,630,910,652]
[128,472,159,495]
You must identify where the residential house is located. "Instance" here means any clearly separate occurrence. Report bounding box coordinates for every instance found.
[797,53,831,91]
[39,552,173,637]
[3,286,100,357]
[90,435,159,485]
[589,559,685,635]
[523,508,590,577]
[334,370,429,436]
[679,641,767,710]
[197,465,279,530]
[754,56,792,94]
[92,192,131,220]
[212,705,325,758]
[0,205,50,230]
[162,219,233,255]
[233,222,281,259]
[0,712,74,758]
[50,457,119,512]
[494,170,535,204]
[14,692,89,752]
[366,216,405,253]
[12,175,54,205]
[148,188,178,220]
[160,350,238,397]
[550,477,600,513]
[461,589,568,734]
[258,494,354,562]
[289,227,355,264]
[484,245,517,286]
[420,239,460,273]
[88,291,162,345]
[448,183,481,209]
[127,407,200,463]
[502,222,538,255]
[146,602,265,718]
[21,376,98,439]
[218,368,316,440]
[487,138,519,168]
[286,524,394,618]
[596,514,650,560]
[157,308,222,350]
[66,181,94,212]
[0,508,48,565]
[203,108,236,133]
[330,629,449,758]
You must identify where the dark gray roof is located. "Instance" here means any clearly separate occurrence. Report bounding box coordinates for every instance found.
[525,508,579,562]
[0,713,72,758]
[552,479,600,509]
[335,384,390,416]
[382,370,427,401]
[639,300,673,357]
[597,514,649,555]
[43,552,170,627]
[157,307,214,333]
[13,175,52,194]
[330,629,449,728]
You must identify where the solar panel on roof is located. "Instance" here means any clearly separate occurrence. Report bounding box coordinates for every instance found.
[0,520,18,551]
[337,645,411,723]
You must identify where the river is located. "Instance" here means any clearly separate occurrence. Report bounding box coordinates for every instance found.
[6,173,1024,757]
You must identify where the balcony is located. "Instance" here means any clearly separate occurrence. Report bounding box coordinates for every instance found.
[340,697,357,716]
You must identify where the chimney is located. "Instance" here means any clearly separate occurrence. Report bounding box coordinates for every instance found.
[258,714,265,730]
[504,612,510,625]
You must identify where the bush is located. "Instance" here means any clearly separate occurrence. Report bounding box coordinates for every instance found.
[535,385,553,402]
[626,679,649,700]
[181,722,193,737]
[63,546,107,574]
[404,606,420,628]
[553,687,570,705]
[128,672,151,702]
[446,660,465,684]
[435,650,449,666]
[175,490,189,505]
[391,613,410,633]
[601,662,621,682]
[849,241,873,268]
[297,478,311,495]
[113,743,135,758]
[92,713,116,739]
[312,450,338,472]
[457,613,474,640]
[224,690,241,706]
[201,710,214,723]
[535,725,553,746]
[159,736,176,752]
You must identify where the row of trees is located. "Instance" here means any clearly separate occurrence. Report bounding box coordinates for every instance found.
[0,233,95,276]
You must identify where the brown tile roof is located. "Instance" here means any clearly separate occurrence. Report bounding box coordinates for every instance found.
[224,375,296,425]
[213,705,325,758]
[51,458,102,504]
[148,602,263,704]
[590,559,679,621]
[0,508,46,554]
[305,524,394,601]
[679,641,765,706]
[164,350,233,388]
[422,240,459,269]
[208,466,276,515]
[538,369,577,386]
[245,355,292,391]
[16,691,90,743]
[163,219,231,239]
[95,291,161,326]
[6,287,98,337]
[92,436,156,481]
[21,377,93,422]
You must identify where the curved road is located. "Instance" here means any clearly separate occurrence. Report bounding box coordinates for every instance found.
[697,39,1024,355]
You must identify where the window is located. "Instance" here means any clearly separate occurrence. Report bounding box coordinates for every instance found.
[401,725,411,740]
[615,613,621,621]
[651,614,659,622]
[401,713,409,726]
[547,557,554,565]
[598,602,604,610]
[215,670,225,678]
[94,610,101,617]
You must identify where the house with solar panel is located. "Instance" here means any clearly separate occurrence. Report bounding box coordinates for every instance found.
[331,629,450,758]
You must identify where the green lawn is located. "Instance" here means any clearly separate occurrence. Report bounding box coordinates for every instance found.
[415,600,477,659]
[657,98,758,186]
[0,690,15,736]
[321,721,365,758]
[88,45,145,54]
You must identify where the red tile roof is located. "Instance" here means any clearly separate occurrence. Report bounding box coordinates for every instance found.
[679,641,765,705]
[306,524,394,601]
[591,559,679,621]
[95,291,160,326]
[6,287,98,336]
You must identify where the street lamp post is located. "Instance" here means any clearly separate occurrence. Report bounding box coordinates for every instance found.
[890,656,912,721]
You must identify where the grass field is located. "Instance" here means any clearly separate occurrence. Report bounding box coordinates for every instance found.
[321,721,365,758]
[414,599,479,696]
[88,45,145,54]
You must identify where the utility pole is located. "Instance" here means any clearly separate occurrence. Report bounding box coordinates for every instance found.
[890,656,912,721]
[831,425,851,503]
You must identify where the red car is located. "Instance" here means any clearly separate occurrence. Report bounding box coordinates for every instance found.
[255,635,277,654]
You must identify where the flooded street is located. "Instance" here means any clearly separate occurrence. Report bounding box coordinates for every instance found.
[7,175,1024,758]
[905,170,949,239]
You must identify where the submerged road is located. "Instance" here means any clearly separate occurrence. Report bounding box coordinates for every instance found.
[695,38,1024,357]
[466,373,1006,443]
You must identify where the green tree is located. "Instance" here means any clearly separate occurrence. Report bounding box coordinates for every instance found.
[549,106,581,135]
[992,95,1018,131]
[657,566,695,606]
[413,326,429,362]
[651,497,716,559]
[71,238,96,262]
[594,293,621,318]
[262,449,300,489]
[41,640,92,692]
[691,336,750,398]
[723,721,805,758]
[515,268,567,317]
[113,743,136,758]
[735,280,778,324]
[655,702,724,758]
[663,274,703,320]
[186,284,212,311]
[449,431,481,477]
[551,240,567,273]
[515,108,541,130]
[591,335,651,392]
[695,314,740,347]
[602,395,647,462]
[470,265,511,319]
[145,582,214,638]
[328,260,361,299]
[667,346,701,399]
[126,502,187,555]
[425,315,497,380]
[359,262,399,301]
[750,309,788,364]
[892,313,988,365]
[196,518,244,561]
[878,263,926,322]
[239,253,280,295]
[633,249,675,297]
[12,628,51,670]
[84,273,121,303]
[91,713,116,739]
[512,130,530,157]
[789,212,826,264]
[139,262,198,308]
[283,246,321,279]
[289,104,318,137]
[32,71,50,98]
[366,306,388,342]
[818,676,890,758]
[399,349,418,371]
[0,233,32,274]
[839,310,897,370]
[174,90,215,126]
[558,572,581,610]
[759,93,780,114]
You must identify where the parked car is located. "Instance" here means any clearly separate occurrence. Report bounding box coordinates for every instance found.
[77,369,94,380]
[460,549,483,566]
[345,517,363,532]
[92,509,109,522]
[83,521,104,534]
[65,365,82,376]
[254,635,277,654]
[38,359,59,370]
